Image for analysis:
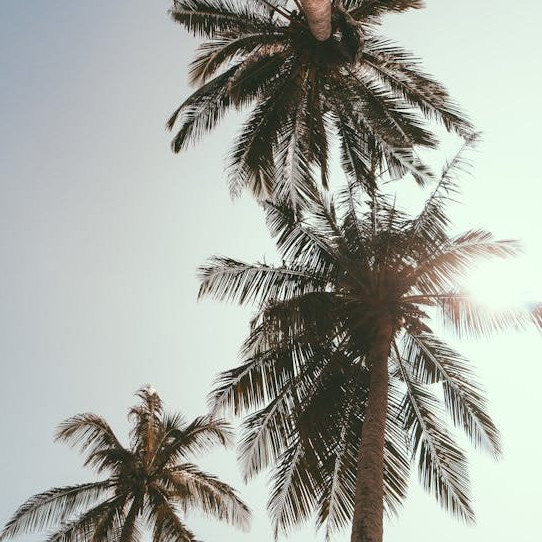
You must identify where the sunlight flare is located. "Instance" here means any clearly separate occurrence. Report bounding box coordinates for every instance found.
[465,258,541,311]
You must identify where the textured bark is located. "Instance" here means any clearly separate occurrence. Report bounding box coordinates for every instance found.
[350,320,393,542]
[299,0,332,41]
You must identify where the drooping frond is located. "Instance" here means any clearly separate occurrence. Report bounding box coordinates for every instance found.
[315,379,360,538]
[168,65,239,152]
[119,496,143,542]
[362,37,474,137]
[227,67,304,199]
[0,482,113,541]
[383,376,411,516]
[268,435,322,539]
[164,464,251,530]
[55,414,126,464]
[189,32,288,85]
[44,496,127,542]
[150,492,198,542]
[397,356,475,523]
[402,333,501,456]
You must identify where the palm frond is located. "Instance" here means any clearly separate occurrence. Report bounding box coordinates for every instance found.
[263,200,338,275]
[189,32,288,85]
[363,37,474,137]
[227,69,302,199]
[383,377,411,516]
[168,65,238,152]
[164,465,251,530]
[170,0,276,38]
[402,333,501,456]
[150,494,199,542]
[119,496,143,542]
[412,230,521,294]
[410,133,479,240]
[273,99,319,212]
[315,382,359,538]
[55,414,125,454]
[161,416,233,466]
[268,436,321,538]
[44,496,127,542]
[397,357,475,523]
[0,482,113,541]
[198,257,326,305]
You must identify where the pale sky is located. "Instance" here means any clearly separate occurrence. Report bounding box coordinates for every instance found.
[0,1,541,541]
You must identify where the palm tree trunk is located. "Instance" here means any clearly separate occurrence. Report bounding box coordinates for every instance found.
[299,0,332,41]
[350,319,393,542]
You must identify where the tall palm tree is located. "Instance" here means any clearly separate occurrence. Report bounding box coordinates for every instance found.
[168,0,472,209]
[196,144,541,542]
[0,387,251,542]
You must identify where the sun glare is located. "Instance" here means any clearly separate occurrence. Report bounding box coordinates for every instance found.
[464,258,541,311]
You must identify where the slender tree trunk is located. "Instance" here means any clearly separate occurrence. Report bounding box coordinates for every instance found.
[350,319,393,542]
[299,0,332,41]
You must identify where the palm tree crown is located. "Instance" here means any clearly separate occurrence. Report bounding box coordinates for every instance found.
[197,144,541,540]
[168,0,473,209]
[0,387,251,542]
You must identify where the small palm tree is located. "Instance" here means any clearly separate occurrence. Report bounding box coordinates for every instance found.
[0,387,251,542]
[168,0,472,209]
[197,143,541,542]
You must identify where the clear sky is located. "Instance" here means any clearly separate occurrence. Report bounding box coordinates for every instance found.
[0,1,541,541]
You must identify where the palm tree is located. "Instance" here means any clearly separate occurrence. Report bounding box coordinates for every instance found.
[196,143,542,542]
[0,387,251,542]
[168,0,472,209]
